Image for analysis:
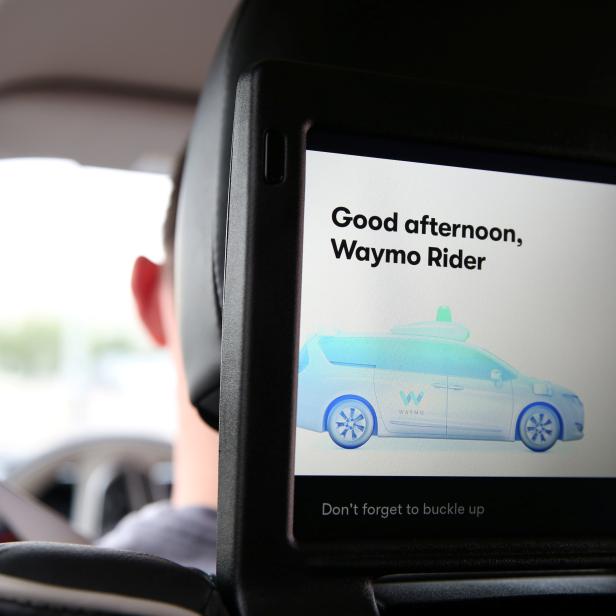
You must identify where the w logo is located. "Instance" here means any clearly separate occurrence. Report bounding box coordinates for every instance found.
[400,390,424,406]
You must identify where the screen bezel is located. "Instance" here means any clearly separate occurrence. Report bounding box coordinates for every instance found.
[219,60,616,577]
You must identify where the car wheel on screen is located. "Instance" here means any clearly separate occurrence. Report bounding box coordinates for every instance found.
[518,405,560,452]
[326,397,375,449]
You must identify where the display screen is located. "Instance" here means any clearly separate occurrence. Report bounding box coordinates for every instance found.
[293,133,616,540]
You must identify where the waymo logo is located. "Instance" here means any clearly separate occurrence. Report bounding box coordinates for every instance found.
[399,390,425,406]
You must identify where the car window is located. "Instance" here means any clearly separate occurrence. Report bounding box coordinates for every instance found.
[0,158,175,478]
[398,339,450,374]
[317,335,516,381]
[446,344,513,380]
[318,336,379,367]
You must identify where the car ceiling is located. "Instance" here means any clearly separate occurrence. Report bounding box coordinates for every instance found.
[0,0,239,172]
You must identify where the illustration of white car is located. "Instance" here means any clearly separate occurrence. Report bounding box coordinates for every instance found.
[296,308,585,451]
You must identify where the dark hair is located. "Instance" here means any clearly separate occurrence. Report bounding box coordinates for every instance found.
[163,148,186,270]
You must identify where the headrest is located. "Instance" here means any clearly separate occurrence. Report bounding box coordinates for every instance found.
[176,0,616,428]
[0,542,222,616]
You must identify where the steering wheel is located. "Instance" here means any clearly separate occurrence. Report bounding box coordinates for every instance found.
[4,436,172,541]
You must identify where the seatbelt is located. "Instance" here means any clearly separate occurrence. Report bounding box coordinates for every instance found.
[0,482,89,544]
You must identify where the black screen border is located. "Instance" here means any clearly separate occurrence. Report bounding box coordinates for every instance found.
[308,129,616,185]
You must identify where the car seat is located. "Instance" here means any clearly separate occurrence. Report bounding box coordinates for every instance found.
[0,542,227,616]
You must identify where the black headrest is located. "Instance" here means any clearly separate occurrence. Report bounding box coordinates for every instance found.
[176,0,616,428]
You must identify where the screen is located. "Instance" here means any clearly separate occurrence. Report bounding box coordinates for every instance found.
[293,134,616,540]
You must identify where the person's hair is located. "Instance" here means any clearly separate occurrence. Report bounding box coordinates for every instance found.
[162,148,186,271]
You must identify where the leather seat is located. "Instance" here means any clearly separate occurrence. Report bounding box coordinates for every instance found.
[0,542,227,616]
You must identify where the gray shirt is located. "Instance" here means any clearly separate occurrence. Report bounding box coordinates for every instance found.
[96,501,217,574]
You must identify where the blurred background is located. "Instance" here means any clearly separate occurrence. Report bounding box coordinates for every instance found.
[0,0,238,540]
[0,159,173,472]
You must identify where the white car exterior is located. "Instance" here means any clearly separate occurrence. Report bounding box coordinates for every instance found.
[296,330,585,451]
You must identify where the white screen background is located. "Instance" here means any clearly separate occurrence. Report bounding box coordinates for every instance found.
[295,148,616,477]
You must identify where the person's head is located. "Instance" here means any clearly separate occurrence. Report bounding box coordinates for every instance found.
[130,149,218,508]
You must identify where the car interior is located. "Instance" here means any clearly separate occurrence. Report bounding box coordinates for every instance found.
[1,1,616,614]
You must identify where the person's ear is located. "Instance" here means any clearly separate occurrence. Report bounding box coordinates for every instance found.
[131,256,166,346]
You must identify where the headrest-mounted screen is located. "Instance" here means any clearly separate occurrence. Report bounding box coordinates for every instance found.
[216,49,616,610]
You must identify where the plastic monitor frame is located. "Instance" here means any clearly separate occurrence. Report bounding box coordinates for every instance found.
[218,60,616,614]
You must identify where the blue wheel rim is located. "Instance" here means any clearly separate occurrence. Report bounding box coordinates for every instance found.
[523,408,558,449]
[333,406,366,442]
[327,399,373,447]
